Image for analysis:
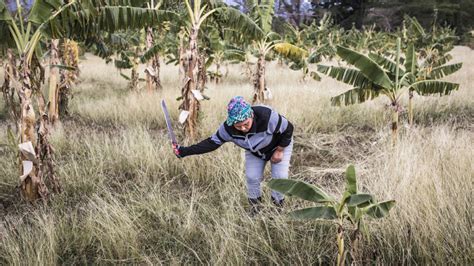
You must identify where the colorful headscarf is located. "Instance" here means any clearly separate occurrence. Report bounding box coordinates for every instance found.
[226,96,253,126]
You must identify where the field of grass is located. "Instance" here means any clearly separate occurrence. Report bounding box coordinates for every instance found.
[0,46,472,264]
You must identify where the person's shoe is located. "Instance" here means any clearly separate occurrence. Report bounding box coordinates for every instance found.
[271,197,285,215]
[272,197,284,208]
[248,197,262,217]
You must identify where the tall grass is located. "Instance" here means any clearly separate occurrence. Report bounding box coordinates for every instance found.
[0,47,472,264]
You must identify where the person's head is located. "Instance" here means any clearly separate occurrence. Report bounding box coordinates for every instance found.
[226,96,254,133]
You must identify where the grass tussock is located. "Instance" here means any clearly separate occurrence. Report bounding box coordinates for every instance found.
[0,47,473,264]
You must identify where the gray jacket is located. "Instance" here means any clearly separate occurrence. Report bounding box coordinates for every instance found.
[179,105,294,161]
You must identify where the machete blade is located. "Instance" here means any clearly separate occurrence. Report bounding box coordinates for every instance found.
[161,99,178,145]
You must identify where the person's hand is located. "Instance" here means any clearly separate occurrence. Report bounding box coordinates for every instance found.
[271,148,284,163]
[172,143,183,158]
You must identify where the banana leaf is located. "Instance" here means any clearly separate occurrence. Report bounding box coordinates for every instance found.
[365,200,396,219]
[317,65,373,89]
[336,45,393,89]
[331,86,380,106]
[289,206,338,220]
[369,53,404,76]
[410,80,459,96]
[428,63,462,79]
[273,42,308,62]
[268,179,334,203]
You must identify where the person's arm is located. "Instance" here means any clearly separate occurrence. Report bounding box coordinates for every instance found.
[178,138,221,157]
[266,110,294,163]
[175,124,230,158]
[277,118,293,148]
[267,109,294,148]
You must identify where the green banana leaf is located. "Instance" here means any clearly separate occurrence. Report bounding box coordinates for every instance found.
[336,45,393,89]
[140,43,162,64]
[344,164,357,195]
[404,43,417,75]
[347,194,374,207]
[410,80,460,96]
[214,6,264,41]
[317,65,373,89]
[365,200,396,219]
[289,206,338,220]
[428,63,462,79]
[369,53,404,76]
[331,86,380,106]
[267,179,334,203]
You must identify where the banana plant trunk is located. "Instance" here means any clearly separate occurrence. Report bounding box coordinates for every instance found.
[129,61,139,91]
[145,26,162,93]
[408,90,414,126]
[197,53,206,91]
[224,62,229,78]
[180,26,200,140]
[391,105,399,145]
[253,53,266,104]
[18,54,60,201]
[48,39,60,125]
[350,225,363,264]
[18,54,47,201]
[152,53,162,89]
[215,62,221,84]
[2,49,20,131]
[336,223,346,266]
[59,39,79,117]
[36,77,61,196]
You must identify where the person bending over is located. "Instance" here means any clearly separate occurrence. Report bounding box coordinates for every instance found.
[173,96,294,214]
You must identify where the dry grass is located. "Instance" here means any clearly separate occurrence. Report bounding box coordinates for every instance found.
[0,46,472,264]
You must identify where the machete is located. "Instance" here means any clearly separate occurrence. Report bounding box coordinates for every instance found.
[160,99,178,145]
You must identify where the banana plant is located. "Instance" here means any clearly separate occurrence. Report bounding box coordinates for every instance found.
[135,0,265,139]
[143,24,164,92]
[304,13,340,60]
[158,25,186,79]
[175,0,266,140]
[215,43,254,80]
[373,43,462,125]
[0,0,81,201]
[273,42,322,81]
[58,39,80,118]
[345,24,396,54]
[317,38,460,143]
[251,35,276,103]
[277,23,314,81]
[87,30,142,90]
[1,48,19,132]
[82,1,177,92]
[109,31,144,91]
[200,28,231,85]
[0,0,179,201]
[274,14,350,82]
[268,165,396,266]
[177,0,218,140]
[236,0,319,103]
[142,0,173,92]
[402,15,458,61]
[243,0,275,104]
